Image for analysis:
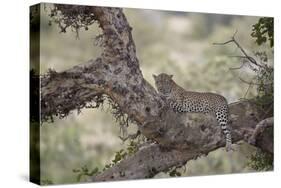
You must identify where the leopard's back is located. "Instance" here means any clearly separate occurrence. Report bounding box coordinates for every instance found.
[171,88,228,115]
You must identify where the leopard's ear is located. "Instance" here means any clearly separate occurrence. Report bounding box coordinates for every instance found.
[169,74,173,79]
[153,74,157,79]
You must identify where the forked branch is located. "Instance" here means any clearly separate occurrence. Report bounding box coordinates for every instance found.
[213,31,262,68]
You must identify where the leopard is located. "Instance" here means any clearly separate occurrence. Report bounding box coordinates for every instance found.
[153,73,233,151]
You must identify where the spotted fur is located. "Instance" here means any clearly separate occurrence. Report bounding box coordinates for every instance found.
[153,73,232,151]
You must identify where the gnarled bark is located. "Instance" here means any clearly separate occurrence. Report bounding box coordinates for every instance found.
[40,5,273,182]
[90,101,272,181]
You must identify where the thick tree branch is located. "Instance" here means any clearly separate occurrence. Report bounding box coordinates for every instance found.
[91,144,198,181]
[89,100,272,182]
[41,6,273,182]
[248,117,273,154]
[41,6,162,124]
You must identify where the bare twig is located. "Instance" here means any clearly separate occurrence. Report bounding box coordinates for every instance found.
[232,39,262,68]
[213,31,263,68]
[243,79,254,98]
[228,60,246,70]
[213,39,234,46]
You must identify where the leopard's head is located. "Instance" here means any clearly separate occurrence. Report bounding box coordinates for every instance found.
[153,73,174,95]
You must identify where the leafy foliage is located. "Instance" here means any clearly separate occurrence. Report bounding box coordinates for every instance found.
[161,165,185,177]
[71,140,139,181]
[103,140,139,171]
[252,51,273,111]
[254,53,273,117]
[73,165,99,182]
[48,4,97,37]
[214,18,274,171]
[168,168,182,177]
[251,17,274,47]
[247,150,273,171]
[254,72,273,111]
[246,19,274,171]
[251,18,274,103]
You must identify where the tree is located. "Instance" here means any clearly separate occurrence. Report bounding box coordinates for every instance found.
[38,5,273,181]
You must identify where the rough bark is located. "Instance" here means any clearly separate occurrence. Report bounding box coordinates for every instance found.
[40,6,273,182]
[89,102,272,182]
[248,117,273,154]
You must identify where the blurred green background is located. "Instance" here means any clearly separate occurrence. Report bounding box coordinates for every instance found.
[38,3,269,184]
